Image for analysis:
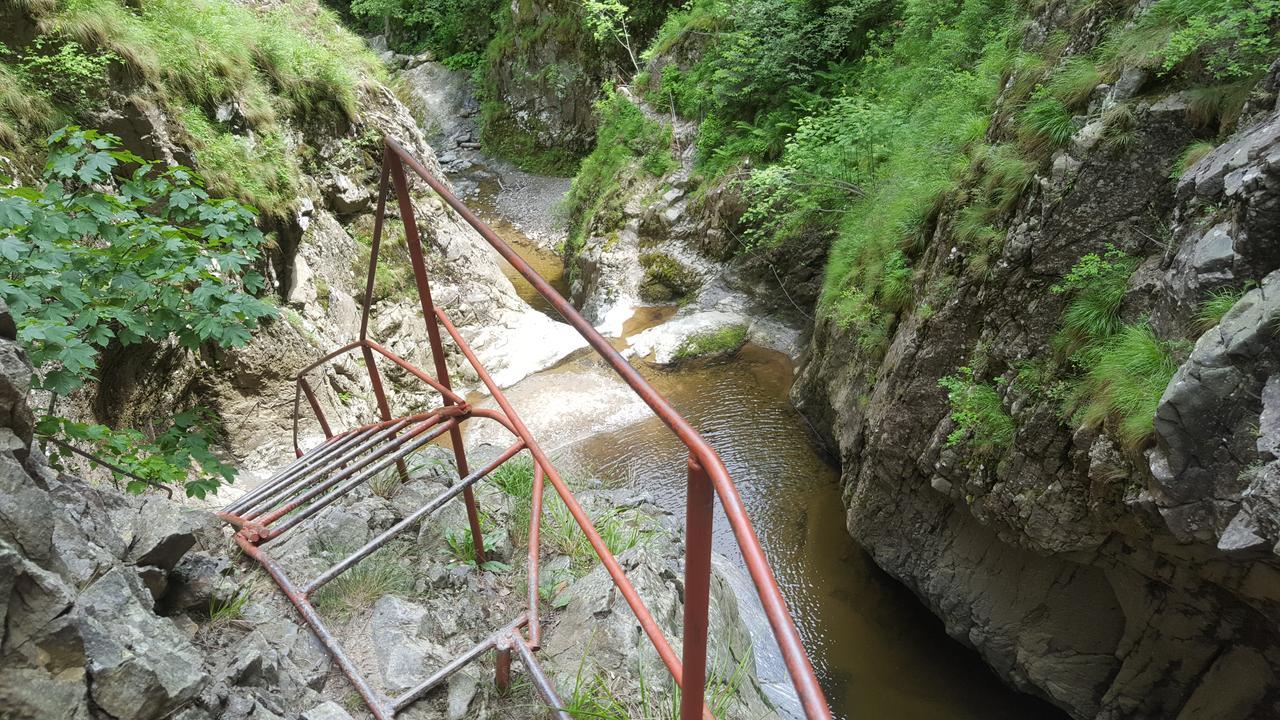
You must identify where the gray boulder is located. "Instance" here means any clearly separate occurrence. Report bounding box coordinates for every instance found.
[78,568,208,720]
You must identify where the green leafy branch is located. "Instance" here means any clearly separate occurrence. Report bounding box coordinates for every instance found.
[0,126,277,496]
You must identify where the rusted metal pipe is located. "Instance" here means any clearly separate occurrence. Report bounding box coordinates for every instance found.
[511,633,572,720]
[236,534,394,720]
[434,307,714,720]
[364,339,468,406]
[262,418,459,538]
[386,148,486,566]
[680,453,714,720]
[223,427,367,515]
[302,439,525,595]
[299,377,334,439]
[385,135,831,719]
[526,460,545,648]
[360,162,391,341]
[390,613,530,712]
[241,420,413,520]
[495,638,512,693]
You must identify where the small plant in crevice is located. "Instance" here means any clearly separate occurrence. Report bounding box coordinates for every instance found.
[939,366,1016,458]
[312,546,413,618]
[1066,323,1180,446]
[639,252,700,303]
[1170,139,1217,179]
[368,465,406,500]
[1185,82,1253,131]
[207,589,250,626]
[1195,284,1251,332]
[544,495,647,575]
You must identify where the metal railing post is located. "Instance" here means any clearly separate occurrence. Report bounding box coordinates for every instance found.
[362,345,411,483]
[680,453,713,720]
[495,637,512,692]
[299,377,333,439]
[385,148,486,565]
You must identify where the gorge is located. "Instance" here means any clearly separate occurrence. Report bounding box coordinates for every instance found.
[1,1,1279,719]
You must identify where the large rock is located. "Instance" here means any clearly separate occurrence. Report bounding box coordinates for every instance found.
[78,568,209,719]
[1150,272,1280,544]
[542,529,779,719]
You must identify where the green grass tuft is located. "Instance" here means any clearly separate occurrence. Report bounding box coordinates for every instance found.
[1017,97,1076,153]
[313,546,414,617]
[1069,323,1179,446]
[1045,57,1101,109]
[1170,139,1217,179]
[1195,285,1248,331]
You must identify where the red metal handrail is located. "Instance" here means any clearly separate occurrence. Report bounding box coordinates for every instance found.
[225,137,831,720]
[381,136,831,719]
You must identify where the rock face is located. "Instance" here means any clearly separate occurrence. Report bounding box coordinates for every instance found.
[0,302,211,720]
[481,0,612,159]
[790,34,1280,720]
[44,25,589,479]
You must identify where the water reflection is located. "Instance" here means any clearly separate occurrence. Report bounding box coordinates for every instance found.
[562,346,1064,720]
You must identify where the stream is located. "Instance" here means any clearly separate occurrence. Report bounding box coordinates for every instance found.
[456,174,1065,720]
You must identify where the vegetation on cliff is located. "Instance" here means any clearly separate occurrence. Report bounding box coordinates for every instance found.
[558,0,1276,452]
[1,0,381,216]
[1,128,275,495]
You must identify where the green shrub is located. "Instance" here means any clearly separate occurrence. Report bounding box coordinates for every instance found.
[1103,0,1280,81]
[1068,323,1179,445]
[671,324,749,361]
[1051,246,1137,353]
[4,128,273,496]
[347,0,501,62]
[939,367,1016,457]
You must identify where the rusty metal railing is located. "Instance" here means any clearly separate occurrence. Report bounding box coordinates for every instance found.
[218,136,832,720]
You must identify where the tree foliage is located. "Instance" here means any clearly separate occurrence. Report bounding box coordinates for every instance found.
[0,127,277,495]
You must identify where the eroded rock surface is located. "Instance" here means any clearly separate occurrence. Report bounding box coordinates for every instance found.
[789,29,1280,720]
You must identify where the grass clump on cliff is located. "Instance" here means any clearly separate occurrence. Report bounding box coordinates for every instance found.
[7,0,382,215]
[1051,245,1137,354]
[563,84,675,260]
[1195,284,1249,331]
[672,324,749,362]
[939,367,1015,458]
[1050,249,1182,446]
[1067,324,1179,446]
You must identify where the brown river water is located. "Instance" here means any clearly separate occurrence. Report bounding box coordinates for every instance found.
[467,193,1064,720]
